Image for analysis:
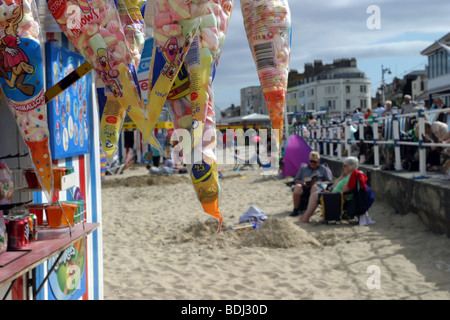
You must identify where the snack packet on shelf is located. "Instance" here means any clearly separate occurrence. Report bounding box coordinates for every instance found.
[47,0,151,159]
[143,0,211,151]
[240,0,291,145]
[175,0,234,232]
[0,0,54,200]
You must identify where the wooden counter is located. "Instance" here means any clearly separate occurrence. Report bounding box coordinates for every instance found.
[0,223,99,291]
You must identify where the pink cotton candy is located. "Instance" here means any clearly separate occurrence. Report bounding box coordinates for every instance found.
[155,12,173,28]
[157,0,170,12]
[201,27,219,50]
[107,21,120,33]
[77,33,89,48]
[86,24,99,36]
[169,0,191,21]
[162,24,182,37]
[86,46,94,59]
[99,27,114,39]
[213,7,228,32]
[91,0,104,8]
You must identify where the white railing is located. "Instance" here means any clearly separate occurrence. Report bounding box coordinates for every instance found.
[293,107,450,178]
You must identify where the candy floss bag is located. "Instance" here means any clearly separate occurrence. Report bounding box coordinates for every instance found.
[174,0,234,232]
[143,0,210,151]
[0,0,54,201]
[240,0,291,146]
[0,160,14,254]
[95,0,147,162]
[47,0,149,160]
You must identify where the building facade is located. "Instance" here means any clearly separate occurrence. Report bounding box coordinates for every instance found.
[287,58,371,118]
[240,86,268,116]
[421,32,450,105]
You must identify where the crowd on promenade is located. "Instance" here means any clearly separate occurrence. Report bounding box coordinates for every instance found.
[297,94,450,181]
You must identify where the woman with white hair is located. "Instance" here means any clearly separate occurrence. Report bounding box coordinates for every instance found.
[299,156,360,224]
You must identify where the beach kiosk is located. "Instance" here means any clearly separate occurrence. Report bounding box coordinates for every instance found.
[0,4,103,300]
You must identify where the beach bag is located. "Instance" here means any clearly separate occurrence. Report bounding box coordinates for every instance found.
[347,183,374,218]
[320,192,344,223]
[239,206,267,224]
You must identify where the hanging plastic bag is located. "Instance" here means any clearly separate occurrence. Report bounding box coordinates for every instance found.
[47,0,149,161]
[0,0,54,201]
[177,0,234,232]
[143,0,210,150]
[240,0,291,146]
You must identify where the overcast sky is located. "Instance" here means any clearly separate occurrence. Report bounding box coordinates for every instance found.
[213,0,450,110]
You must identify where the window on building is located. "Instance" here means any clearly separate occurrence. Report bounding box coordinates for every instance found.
[346,85,351,93]
[432,54,437,78]
[429,56,433,78]
[346,99,351,109]
[360,99,367,109]
[360,85,367,93]
[447,51,450,74]
[325,86,336,95]
[326,100,336,110]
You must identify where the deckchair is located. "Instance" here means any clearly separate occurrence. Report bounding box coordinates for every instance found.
[319,171,374,224]
[106,154,125,175]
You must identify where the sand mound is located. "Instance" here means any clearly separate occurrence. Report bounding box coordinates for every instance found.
[102,173,190,188]
[172,220,245,248]
[240,218,322,248]
[173,217,322,249]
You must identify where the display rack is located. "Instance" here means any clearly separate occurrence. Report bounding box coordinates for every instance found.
[7,167,85,237]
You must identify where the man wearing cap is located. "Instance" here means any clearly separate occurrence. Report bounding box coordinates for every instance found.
[291,151,332,216]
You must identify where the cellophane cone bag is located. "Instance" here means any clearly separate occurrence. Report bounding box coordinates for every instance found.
[0,0,53,201]
[144,0,211,151]
[240,0,291,145]
[181,0,234,232]
[47,0,148,160]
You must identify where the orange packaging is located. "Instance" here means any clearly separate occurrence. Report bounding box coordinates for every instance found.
[45,203,78,228]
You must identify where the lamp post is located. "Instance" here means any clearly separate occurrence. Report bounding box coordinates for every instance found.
[381,65,391,105]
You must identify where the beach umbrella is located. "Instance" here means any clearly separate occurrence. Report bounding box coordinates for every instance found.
[281,134,311,178]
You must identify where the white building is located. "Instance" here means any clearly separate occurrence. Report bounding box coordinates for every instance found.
[421,32,450,105]
[288,59,372,118]
[240,86,268,116]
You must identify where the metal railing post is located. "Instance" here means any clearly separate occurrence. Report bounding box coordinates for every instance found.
[345,117,351,157]
[392,108,402,171]
[417,109,427,177]
[372,116,380,167]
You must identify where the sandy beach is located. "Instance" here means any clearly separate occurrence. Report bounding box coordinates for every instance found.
[101,164,450,300]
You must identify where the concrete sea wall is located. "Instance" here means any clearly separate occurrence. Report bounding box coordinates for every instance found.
[323,157,450,237]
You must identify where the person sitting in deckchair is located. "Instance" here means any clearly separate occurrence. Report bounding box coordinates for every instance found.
[291,151,332,216]
[299,156,357,223]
